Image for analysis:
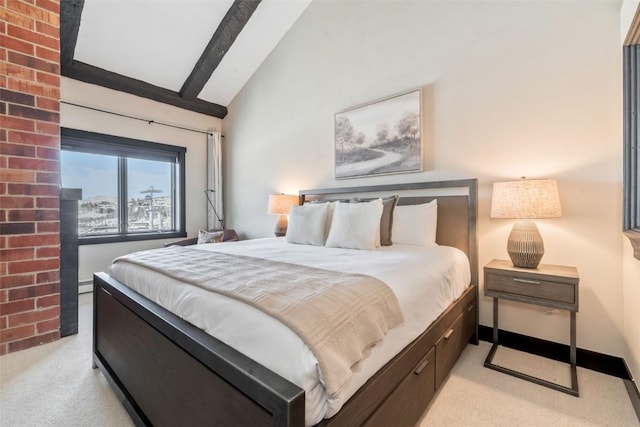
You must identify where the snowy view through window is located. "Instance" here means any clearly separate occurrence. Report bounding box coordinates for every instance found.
[61,151,174,236]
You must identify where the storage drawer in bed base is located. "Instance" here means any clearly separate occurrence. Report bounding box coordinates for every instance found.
[364,300,476,427]
[339,291,477,427]
[436,301,476,389]
[364,347,436,426]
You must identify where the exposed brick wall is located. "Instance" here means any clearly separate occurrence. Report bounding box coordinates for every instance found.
[0,0,61,355]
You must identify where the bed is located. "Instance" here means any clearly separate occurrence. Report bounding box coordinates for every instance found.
[92,178,478,426]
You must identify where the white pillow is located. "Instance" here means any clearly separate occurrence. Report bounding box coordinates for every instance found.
[325,200,383,250]
[348,198,384,247]
[392,200,438,246]
[286,203,329,246]
[307,200,338,240]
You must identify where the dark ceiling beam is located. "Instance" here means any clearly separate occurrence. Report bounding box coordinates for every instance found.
[180,0,262,100]
[60,0,231,117]
[60,0,85,68]
[62,61,228,118]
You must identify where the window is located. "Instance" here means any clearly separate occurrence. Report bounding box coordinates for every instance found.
[624,44,640,259]
[61,128,187,244]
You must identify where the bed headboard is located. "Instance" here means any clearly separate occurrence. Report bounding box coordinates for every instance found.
[299,179,478,289]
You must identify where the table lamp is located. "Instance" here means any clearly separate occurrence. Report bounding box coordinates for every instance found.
[490,178,562,268]
[267,194,299,237]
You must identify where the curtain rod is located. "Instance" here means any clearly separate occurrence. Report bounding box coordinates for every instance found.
[61,101,223,137]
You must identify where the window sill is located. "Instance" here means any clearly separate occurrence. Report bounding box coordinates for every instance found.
[624,229,640,260]
[79,231,187,245]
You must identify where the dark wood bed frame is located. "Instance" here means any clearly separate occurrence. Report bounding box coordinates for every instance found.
[93,179,478,426]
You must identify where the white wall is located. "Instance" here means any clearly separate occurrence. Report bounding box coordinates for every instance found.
[621,0,640,382]
[61,78,221,282]
[223,1,624,356]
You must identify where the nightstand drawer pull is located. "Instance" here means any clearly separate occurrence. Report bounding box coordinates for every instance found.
[413,358,430,375]
[443,328,454,339]
[513,278,541,285]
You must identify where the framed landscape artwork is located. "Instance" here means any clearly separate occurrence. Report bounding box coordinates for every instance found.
[335,89,422,179]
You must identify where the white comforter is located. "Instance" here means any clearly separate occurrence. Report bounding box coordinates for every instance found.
[108,238,470,426]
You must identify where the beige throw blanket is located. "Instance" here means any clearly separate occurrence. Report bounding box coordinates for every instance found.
[113,246,403,397]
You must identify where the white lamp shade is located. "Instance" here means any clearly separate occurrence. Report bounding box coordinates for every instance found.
[491,179,562,219]
[267,194,299,215]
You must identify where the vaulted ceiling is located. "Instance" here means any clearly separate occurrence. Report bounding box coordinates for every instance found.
[61,0,312,118]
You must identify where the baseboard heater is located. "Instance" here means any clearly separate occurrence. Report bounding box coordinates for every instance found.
[78,279,93,294]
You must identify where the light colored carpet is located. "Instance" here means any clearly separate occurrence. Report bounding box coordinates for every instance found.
[0,294,131,427]
[420,343,639,426]
[0,293,638,426]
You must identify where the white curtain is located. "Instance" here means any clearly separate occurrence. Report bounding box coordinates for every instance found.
[207,132,224,230]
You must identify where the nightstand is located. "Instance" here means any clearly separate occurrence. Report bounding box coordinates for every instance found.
[483,259,579,396]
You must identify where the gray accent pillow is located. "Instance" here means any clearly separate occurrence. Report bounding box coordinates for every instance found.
[350,196,399,246]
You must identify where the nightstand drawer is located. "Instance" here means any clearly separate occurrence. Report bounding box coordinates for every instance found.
[485,273,575,305]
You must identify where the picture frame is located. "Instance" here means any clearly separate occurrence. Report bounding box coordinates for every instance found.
[335,89,422,179]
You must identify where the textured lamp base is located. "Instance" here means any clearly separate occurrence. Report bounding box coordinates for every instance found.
[274,214,288,237]
[507,220,544,268]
